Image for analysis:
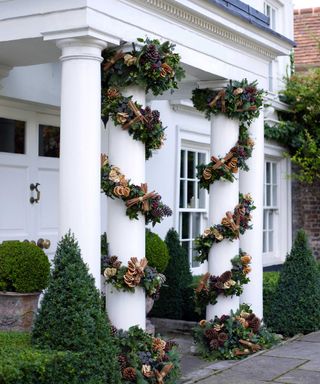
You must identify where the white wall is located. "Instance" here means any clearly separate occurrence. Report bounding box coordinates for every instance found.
[0,63,61,106]
[146,100,210,239]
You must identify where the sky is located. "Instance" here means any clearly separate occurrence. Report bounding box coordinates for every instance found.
[293,0,320,8]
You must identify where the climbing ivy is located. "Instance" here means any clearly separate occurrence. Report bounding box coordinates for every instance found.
[265,68,320,183]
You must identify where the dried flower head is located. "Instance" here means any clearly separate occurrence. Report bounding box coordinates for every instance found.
[199,319,207,327]
[116,112,129,124]
[123,54,137,66]
[141,364,153,378]
[233,87,244,95]
[212,228,223,241]
[106,87,120,98]
[203,167,212,180]
[103,267,117,278]
[241,254,252,265]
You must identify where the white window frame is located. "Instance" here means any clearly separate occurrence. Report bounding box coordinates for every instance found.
[264,1,277,31]
[174,118,210,275]
[263,141,292,267]
[178,142,209,274]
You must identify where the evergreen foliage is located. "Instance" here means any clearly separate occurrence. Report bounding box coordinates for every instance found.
[0,332,94,384]
[145,230,170,273]
[150,229,194,320]
[0,241,50,292]
[265,68,320,183]
[32,232,121,384]
[262,272,280,327]
[267,230,320,336]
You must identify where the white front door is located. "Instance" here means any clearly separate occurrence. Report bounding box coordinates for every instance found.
[0,103,60,260]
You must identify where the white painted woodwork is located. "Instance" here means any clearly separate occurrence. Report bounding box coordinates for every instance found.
[0,104,59,262]
[240,113,264,319]
[206,114,239,320]
[58,37,106,286]
[106,85,146,330]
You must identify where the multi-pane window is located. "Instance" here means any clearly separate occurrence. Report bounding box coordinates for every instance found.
[0,117,26,154]
[263,161,278,253]
[179,148,208,268]
[264,2,277,30]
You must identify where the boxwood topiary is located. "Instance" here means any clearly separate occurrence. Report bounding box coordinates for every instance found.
[145,230,170,273]
[0,241,50,293]
[267,230,320,336]
[150,229,194,320]
[32,232,121,384]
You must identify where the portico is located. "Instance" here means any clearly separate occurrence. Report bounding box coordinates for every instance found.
[0,0,293,327]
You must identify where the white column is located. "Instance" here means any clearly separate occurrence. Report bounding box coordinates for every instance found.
[58,37,106,287]
[240,113,264,318]
[107,85,146,330]
[207,114,239,320]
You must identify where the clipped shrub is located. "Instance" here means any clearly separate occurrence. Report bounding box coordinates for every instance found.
[32,232,121,384]
[151,229,193,320]
[0,241,50,292]
[145,230,170,273]
[268,230,320,336]
[0,332,101,384]
[262,272,279,326]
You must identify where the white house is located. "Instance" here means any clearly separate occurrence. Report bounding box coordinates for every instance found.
[0,0,294,325]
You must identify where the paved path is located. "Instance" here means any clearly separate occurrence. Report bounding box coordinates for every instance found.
[176,331,320,384]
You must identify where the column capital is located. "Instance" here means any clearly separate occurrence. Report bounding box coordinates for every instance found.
[57,37,107,63]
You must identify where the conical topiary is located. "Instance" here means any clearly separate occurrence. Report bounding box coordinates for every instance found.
[32,232,121,384]
[151,229,193,320]
[268,229,320,336]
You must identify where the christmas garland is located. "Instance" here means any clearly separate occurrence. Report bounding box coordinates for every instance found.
[102,37,185,96]
[101,154,172,226]
[102,88,166,159]
[103,255,166,299]
[113,325,180,383]
[193,304,279,360]
[194,251,251,313]
[195,194,255,263]
[191,79,264,124]
[197,128,254,190]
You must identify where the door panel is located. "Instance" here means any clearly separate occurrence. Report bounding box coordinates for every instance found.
[36,166,59,261]
[0,164,30,239]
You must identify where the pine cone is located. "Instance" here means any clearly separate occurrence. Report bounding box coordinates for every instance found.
[144,44,160,62]
[122,367,136,381]
[118,354,127,371]
[110,325,118,337]
[209,338,220,350]
[164,340,178,352]
[204,328,218,340]
[219,271,232,283]
[248,316,261,333]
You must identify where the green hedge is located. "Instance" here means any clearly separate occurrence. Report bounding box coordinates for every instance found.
[262,272,280,326]
[0,332,101,384]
